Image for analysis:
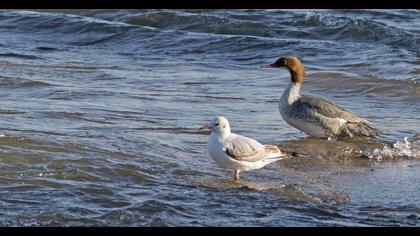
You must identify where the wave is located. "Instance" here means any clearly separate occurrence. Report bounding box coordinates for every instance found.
[0,10,134,46]
[1,10,418,56]
[306,72,420,98]
[36,46,61,51]
[0,52,42,60]
[0,76,52,88]
[54,9,419,53]
[298,11,419,53]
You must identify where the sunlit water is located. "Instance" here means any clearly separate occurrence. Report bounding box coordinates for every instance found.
[0,9,419,226]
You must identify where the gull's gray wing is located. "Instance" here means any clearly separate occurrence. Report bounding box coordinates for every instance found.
[224,134,268,162]
[291,95,369,124]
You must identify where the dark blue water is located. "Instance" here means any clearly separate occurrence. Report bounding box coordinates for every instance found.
[0,9,419,226]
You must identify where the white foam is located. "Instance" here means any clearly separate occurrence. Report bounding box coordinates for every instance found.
[366,136,420,160]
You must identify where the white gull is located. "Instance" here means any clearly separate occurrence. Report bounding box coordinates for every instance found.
[199,116,294,182]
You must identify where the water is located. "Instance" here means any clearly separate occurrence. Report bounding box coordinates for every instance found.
[0,9,419,226]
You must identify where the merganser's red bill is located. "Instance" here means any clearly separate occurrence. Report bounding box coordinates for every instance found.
[261,63,276,68]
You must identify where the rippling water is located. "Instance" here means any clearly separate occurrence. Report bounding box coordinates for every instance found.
[0,9,419,226]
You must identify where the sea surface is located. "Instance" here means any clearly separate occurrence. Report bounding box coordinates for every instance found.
[0,9,419,226]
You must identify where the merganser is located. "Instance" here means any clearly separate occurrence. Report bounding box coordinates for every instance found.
[199,116,294,181]
[262,56,381,138]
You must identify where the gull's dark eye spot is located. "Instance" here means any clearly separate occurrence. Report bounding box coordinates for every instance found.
[215,123,220,126]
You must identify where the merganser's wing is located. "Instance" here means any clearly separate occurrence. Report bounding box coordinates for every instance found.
[294,95,369,124]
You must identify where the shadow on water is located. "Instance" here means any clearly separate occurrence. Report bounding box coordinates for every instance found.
[198,172,351,207]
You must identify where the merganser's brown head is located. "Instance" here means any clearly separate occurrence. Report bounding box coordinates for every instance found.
[261,56,305,84]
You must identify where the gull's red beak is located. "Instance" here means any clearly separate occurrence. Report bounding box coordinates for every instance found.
[198,123,211,131]
[260,63,276,68]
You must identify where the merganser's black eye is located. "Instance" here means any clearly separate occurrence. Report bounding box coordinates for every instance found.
[215,123,220,126]
[274,57,287,67]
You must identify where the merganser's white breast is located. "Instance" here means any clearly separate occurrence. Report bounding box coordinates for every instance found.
[279,82,327,137]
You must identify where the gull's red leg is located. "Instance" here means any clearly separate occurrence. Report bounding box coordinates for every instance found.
[234,170,240,182]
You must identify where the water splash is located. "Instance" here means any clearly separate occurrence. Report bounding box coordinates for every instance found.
[366,136,420,160]
[303,11,342,27]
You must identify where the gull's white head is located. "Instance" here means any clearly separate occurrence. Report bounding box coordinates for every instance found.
[210,116,230,135]
[198,116,230,135]
[199,116,231,135]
